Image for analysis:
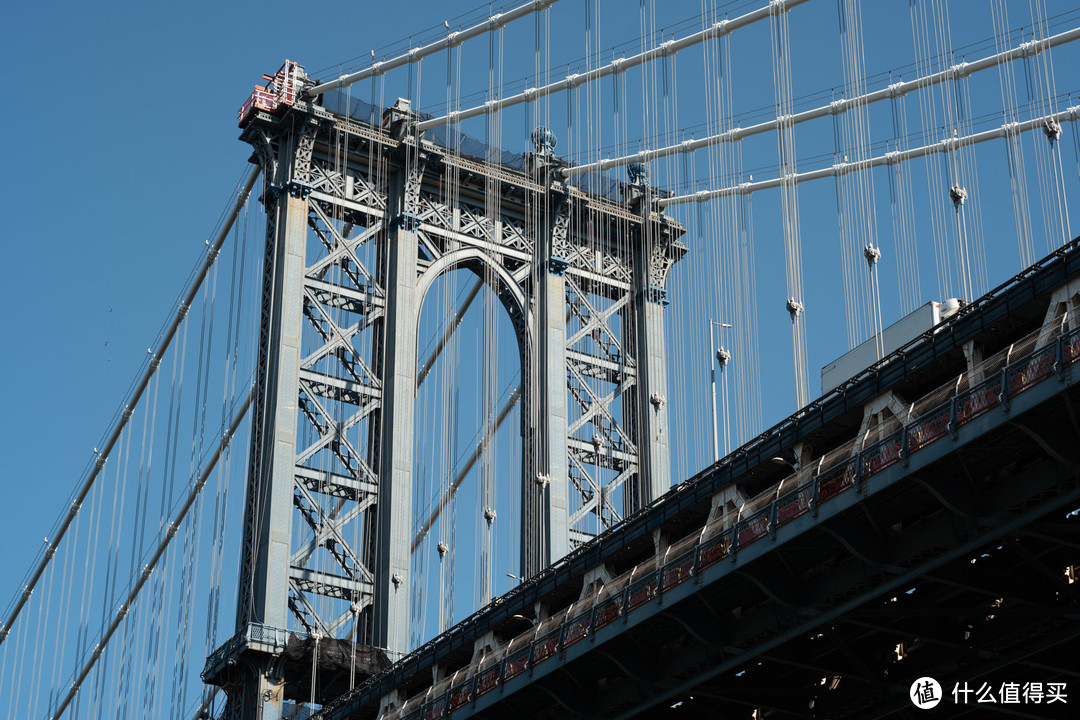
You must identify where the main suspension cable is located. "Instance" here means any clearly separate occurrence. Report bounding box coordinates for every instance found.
[0,166,259,650]
[48,388,254,720]
[658,105,1080,206]
[415,0,813,132]
[307,0,559,97]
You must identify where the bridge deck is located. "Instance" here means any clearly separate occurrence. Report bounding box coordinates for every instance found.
[440,364,1080,718]
[311,240,1080,719]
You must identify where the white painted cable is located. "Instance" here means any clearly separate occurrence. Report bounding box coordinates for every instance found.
[416,0,813,132]
[0,167,259,650]
[307,0,559,97]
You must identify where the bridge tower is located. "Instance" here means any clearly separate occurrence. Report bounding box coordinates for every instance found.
[204,61,686,719]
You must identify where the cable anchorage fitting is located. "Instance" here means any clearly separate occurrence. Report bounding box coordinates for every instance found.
[864,245,882,267]
[948,61,970,79]
[1043,118,1063,145]
[950,185,968,208]
[786,298,805,318]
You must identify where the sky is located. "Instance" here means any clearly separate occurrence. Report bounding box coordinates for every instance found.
[1,0,1079,715]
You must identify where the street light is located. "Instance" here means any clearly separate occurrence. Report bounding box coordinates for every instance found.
[709,320,733,462]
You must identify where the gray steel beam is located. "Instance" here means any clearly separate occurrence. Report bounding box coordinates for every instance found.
[232,122,319,720]
[373,159,424,658]
[294,466,377,503]
[288,567,373,601]
[238,176,309,632]
[626,193,672,510]
[526,192,571,578]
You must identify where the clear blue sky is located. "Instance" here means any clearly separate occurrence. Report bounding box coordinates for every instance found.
[0,0,518,577]
[1,0,1079,712]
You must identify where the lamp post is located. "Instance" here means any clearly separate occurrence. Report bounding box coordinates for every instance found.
[709,320,733,462]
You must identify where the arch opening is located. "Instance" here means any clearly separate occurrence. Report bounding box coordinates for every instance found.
[408,259,526,648]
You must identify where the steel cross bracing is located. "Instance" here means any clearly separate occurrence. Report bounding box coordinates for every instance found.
[211,95,685,718]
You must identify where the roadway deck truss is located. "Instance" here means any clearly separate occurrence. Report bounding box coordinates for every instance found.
[307,240,1080,720]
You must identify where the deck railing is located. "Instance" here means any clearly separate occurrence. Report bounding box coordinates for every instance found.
[383,318,1078,720]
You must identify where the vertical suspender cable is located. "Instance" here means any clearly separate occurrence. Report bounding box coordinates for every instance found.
[0,166,259,650]
[48,388,254,720]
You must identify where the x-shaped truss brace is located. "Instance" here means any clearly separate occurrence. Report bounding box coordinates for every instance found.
[307,203,383,296]
[566,455,635,533]
[566,278,627,363]
[566,360,637,456]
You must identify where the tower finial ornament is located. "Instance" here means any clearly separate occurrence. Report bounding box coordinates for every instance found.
[531,126,558,155]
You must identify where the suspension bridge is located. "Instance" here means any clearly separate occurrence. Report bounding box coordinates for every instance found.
[2,0,1079,718]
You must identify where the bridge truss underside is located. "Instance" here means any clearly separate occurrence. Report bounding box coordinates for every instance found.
[427,362,1080,719]
[313,238,1080,720]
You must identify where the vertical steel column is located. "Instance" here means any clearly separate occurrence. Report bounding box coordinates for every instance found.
[628,197,672,510]
[232,123,314,720]
[525,192,571,578]
[373,161,421,658]
[243,186,307,629]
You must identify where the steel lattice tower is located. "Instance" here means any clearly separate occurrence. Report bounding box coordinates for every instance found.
[204,64,685,719]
